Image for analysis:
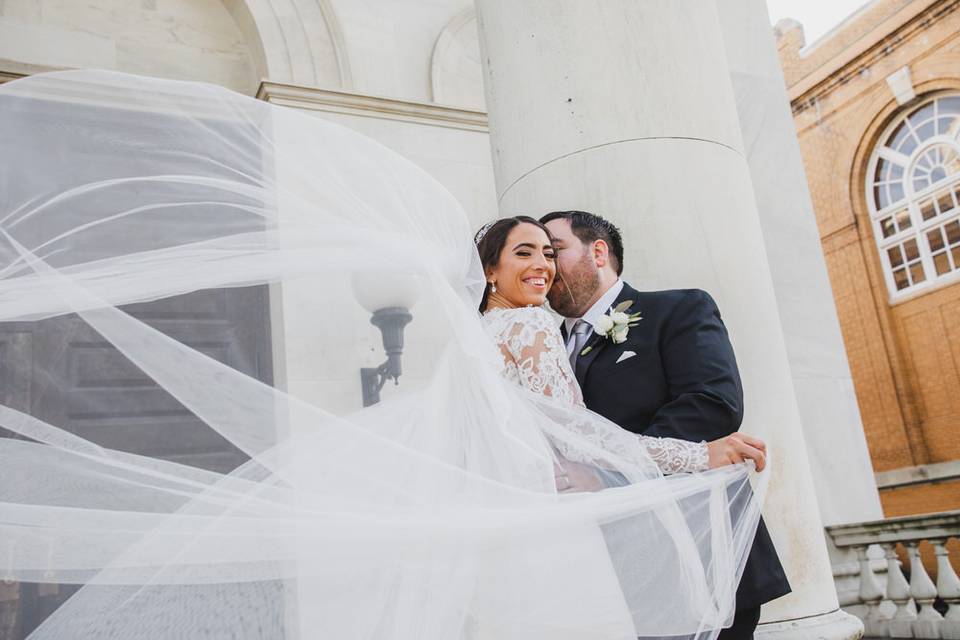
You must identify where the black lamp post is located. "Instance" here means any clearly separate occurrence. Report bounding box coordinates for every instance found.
[360,306,413,407]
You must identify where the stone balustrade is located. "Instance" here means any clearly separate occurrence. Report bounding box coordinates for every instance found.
[827,510,960,639]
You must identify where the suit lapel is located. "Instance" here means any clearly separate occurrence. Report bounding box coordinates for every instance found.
[575,283,642,387]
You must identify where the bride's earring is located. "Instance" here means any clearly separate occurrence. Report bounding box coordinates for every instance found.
[490,281,497,293]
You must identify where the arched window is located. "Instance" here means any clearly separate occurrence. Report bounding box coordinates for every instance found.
[867,94,960,299]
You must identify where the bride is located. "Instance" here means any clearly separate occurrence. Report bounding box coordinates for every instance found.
[476,215,768,491]
[0,70,767,640]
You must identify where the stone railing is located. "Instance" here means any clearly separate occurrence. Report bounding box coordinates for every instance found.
[827,510,960,639]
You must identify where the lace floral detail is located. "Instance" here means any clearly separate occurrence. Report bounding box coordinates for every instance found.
[642,437,709,474]
[482,306,709,475]
[482,306,583,408]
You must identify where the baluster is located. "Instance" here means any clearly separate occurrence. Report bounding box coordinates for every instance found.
[908,542,944,639]
[934,539,960,640]
[857,544,889,636]
[885,542,919,638]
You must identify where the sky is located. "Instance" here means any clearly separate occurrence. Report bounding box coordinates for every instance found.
[765,0,874,48]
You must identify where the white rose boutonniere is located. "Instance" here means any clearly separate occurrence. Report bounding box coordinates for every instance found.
[581,300,642,356]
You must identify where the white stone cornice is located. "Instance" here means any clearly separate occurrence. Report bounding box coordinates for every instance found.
[256,81,488,132]
[827,509,960,547]
[875,459,960,489]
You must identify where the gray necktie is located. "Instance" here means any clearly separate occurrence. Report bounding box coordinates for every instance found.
[568,320,591,370]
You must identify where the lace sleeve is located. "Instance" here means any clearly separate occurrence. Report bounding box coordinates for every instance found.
[638,436,709,473]
[495,308,583,407]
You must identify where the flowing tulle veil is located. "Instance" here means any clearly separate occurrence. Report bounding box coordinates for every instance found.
[0,70,766,640]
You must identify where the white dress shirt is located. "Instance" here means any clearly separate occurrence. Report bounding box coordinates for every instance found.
[563,279,624,341]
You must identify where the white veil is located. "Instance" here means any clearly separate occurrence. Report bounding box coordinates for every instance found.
[0,70,766,640]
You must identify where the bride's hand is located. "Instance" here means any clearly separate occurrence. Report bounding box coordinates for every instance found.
[554,460,605,493]
[707,433,766,471]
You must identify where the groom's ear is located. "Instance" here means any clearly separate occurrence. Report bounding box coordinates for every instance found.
[592,239,611,268]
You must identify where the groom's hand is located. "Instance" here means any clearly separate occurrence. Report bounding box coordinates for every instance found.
[707,433,766,472]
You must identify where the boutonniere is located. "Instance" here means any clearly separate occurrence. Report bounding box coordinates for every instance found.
[581,300,642,356]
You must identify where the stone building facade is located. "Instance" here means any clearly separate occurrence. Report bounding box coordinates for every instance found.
[777,0,960,519]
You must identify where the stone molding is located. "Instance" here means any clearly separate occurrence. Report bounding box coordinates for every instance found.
[875,460,960,490]
[826,509,960,547]
[256,81,488,132]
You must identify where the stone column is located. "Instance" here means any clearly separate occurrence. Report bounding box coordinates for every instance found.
[715,0,883,530]
[474,1,861,638]
[715,2,882,632]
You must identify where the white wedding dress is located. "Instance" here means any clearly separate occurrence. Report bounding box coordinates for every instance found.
[483,306,709,476]
[0,70,765,640]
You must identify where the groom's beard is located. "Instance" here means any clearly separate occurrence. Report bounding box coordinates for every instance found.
[548,258,601,318]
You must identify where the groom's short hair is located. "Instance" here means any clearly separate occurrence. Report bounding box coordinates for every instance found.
[540,210,624,275]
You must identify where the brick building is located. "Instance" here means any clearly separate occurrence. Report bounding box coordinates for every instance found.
[777,0,960,517]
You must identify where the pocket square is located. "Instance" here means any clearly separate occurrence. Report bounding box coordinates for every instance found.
[616,350,636,364]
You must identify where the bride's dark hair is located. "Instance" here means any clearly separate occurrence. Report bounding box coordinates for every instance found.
[474,216,554,313]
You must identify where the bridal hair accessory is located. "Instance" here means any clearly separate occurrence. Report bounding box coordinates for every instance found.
[474,220,496,245]
[581,300,642,356]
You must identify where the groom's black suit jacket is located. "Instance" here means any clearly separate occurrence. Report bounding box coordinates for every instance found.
[564,283,791,611]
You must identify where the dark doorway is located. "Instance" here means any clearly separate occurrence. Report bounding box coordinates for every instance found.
[0,285,274,639]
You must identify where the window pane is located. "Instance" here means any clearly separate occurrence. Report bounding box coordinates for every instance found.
[894,267,910,290]
[934,252,951,275]
[953,246,960,268]
[937,191,955,215]
[920,198,937,220]
[874,184,889,210]
[940,96,960,116]
[896,209,912,231]
[874,159,889,183]
[910,261,926,284]
[889,120,912,150]
[888,245,905,267]
[890,182,904,204]
[915,176,929,192]
[917,120,936,141]
[881,217,896,238]
[937,117,954,135]
[946,220,960,245]
[891,164,904,180]
[904,238,920,261]
[901,135,920,156]
[909,103,935,129]
[928,228,946,252]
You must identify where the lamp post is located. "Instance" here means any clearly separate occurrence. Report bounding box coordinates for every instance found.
[352,272,420,407]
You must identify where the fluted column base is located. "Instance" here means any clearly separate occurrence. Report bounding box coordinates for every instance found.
[756,609,865,640]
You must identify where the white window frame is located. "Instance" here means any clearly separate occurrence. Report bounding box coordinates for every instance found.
[865,93,960,303]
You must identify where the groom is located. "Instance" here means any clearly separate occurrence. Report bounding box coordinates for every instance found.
[541,210,791,640]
